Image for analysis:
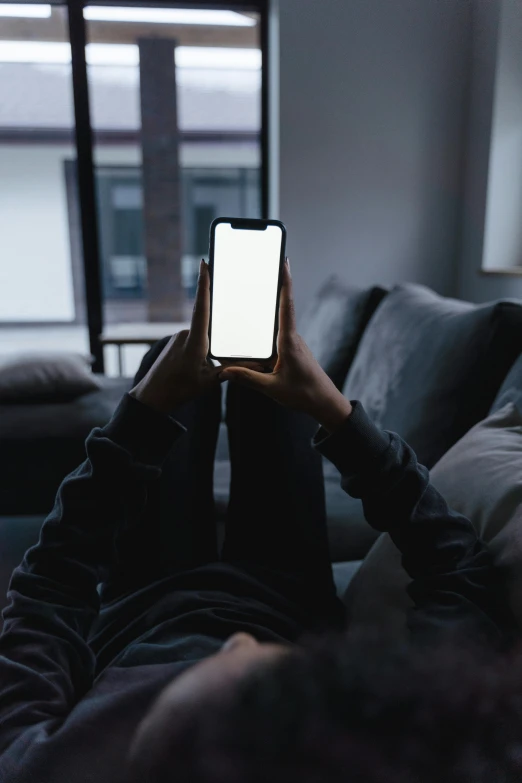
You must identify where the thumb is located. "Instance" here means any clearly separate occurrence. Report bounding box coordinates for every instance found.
[220,367,272,391]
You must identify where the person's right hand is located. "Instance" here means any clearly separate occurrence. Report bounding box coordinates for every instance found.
[220,260,353,432]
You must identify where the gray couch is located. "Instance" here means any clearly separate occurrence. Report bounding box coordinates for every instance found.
[2,279,522,617]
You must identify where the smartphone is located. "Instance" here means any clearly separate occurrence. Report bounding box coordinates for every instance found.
[208,217,287,361]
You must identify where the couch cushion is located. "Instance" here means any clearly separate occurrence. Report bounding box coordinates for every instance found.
[343,284,522,469]
[332,560,362,597]
[299,277,387,388]
[345,402,522,640]
[0,352,102,404]
[0,378,132,515]
[0,376,130,439]
[491,350,522,415]
[323,461,380,561]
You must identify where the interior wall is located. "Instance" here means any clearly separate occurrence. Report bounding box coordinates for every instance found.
[458,0,522,302]
[277,0,473,312]
[482,0,522,273]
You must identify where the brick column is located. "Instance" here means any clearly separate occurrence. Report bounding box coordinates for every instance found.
[138,37,184,321]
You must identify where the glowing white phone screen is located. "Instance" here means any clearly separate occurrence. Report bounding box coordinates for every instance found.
[210,222,283,359]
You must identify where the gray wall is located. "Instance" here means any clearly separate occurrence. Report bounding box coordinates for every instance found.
[278,0,472,313]
[458,0,522,302]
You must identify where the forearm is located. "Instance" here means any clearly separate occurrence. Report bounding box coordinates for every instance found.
[315,402,508,641]
[309,390,353,434]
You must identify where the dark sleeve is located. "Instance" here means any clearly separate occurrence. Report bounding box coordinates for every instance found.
[0,394,184,756]
[315,401,510,644]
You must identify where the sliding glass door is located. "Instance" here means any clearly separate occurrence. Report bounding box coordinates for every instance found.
[0,0,268,375]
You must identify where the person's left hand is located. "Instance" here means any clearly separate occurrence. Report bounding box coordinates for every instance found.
[130,260,221,414]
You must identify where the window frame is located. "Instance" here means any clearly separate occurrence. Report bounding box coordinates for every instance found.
[66,0,268,371]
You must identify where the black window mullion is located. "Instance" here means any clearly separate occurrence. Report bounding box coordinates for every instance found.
[67,0,105,372]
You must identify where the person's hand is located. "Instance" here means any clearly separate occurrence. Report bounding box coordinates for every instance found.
[130,260,221,414]
[220,261,353,432]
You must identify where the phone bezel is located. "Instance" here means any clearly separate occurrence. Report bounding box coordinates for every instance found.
[207,216,287,362]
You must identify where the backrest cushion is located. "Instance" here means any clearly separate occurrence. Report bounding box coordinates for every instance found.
[299,276,387,388]
[0,352,101,404]
[344,402,522,640]
[343,284,522,468]
[491,351,522,415]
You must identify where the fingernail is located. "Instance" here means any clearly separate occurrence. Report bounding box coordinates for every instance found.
[286,257,291,271]
[200,259,205,273]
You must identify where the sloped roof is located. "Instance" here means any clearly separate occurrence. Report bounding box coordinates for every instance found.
[0,62,260,131]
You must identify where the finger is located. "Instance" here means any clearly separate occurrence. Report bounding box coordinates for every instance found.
[206,364,226,382]
[187,260,210,352]
[220,359,267,373]
[219,367,272,391]
[278,259,297,344]
[264,355,277,372]
[172,329,189,346]
[155,331,188,362]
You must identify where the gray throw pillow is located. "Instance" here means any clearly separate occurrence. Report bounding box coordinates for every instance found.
[299,276,387,388]
[343,284,522,469]
[345,403,522,639]
[490,351,522,415]
[0,353,102,403]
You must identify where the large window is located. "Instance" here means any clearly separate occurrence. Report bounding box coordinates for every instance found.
[0,1,267,375]
[65,164,260,323]
[0,3,90,360]
[85,3,263,366]
[96,166,260,310]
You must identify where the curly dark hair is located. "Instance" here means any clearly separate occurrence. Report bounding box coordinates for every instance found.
[130,635,522,783]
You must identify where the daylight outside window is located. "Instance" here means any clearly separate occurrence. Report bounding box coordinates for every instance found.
[0,2,262,376]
